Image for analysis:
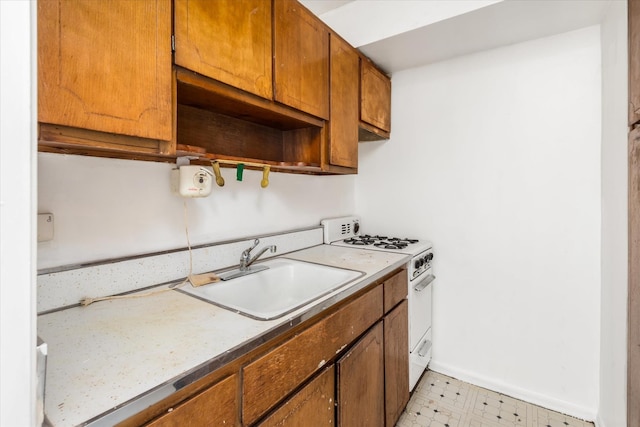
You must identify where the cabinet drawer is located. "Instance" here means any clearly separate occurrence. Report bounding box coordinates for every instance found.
[146,374,237,427]
[383,269,407,313]
[257,365,335,427]
[243,284,383,424]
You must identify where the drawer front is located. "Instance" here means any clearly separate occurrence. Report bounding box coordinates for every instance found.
[383,269,407,313]
[146,374,237,427]
[243,284,383,424]
[257,365,335,427]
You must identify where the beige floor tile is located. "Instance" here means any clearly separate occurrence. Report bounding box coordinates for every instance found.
[530,405,594,427]
[396,371,594,427]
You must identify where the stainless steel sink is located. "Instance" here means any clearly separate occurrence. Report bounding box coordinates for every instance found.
[179,258,364,320]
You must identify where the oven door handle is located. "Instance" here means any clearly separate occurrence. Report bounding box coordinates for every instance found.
[414,274,436,292]
[417,338,432,357]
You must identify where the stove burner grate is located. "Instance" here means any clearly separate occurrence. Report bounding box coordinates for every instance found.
[342,235,419,249]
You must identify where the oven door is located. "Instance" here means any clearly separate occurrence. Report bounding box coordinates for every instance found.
[408,268,434,391]
[410,327,432,391]
[408,269,434,350]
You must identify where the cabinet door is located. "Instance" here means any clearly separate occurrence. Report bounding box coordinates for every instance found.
[38,0,172,141]
[274,0,330,119]
[337,322,385,427]
[384,300,410,427]
[329,35,359,169]
[360,60,391,133]
[631,0,640,126]
[174,0,273,100]
[146,374,237,427]
[257,366,335,427]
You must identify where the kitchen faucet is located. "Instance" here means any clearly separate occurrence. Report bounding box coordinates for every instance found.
[239,239,277,271]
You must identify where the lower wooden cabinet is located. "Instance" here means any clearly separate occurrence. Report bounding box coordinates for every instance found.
[242,284,383,424]
[257,366,335,427]
[146,374,237,427]
[337,322,385,427]
[384,300,410,426]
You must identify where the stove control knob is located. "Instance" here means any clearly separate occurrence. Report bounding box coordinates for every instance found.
[414,259,421,269]
[353,221,360,234]
[427,253,434,262]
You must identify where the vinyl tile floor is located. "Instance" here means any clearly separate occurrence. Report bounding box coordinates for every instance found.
[396,371,595,427]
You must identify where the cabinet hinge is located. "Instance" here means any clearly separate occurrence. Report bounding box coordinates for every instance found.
[171,35,175,52]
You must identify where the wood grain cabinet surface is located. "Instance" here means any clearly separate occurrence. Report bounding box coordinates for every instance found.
[242,284,383,424]
[360,59,391,140]
[383,268,408,313]
[256,366,335,427]
[328,34,360,170]
[337,322,385,427]
[145,374,238,427]
[38,0,391,173]
[384,300,410,427]
[174,0,273,100]
[274,0,330,120]
[38,0,173,149]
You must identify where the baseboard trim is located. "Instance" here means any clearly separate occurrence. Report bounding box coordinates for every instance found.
[428,360,598,423]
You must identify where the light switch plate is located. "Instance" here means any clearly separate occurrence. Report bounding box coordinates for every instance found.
[38,213,54,242]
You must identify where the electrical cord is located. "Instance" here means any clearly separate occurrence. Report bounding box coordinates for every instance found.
[80,200,194,306]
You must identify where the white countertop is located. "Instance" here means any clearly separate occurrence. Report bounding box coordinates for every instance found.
[38,245,408,427]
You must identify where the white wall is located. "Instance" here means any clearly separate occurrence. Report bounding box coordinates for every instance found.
[598,1,628,426]
[0,1,37,425]
[356,26,602,419]
[37,154,355,269]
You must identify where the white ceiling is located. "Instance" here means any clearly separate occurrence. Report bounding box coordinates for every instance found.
[300,0,612,73]
[300,0,354,15]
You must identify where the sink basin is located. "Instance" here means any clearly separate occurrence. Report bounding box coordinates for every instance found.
[179,258,364,320]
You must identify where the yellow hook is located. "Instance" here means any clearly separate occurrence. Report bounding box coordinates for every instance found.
[261,165,270,188]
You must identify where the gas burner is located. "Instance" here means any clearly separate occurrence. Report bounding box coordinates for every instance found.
[375,242,408,250]
[343,235,420,249]
[343,237,374,245]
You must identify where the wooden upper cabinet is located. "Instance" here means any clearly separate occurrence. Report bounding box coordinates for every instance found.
[174,0,273,100]
[274,0,330,120]
[38,0,172,142]
[329,35,359,170]
[630,0,640,126]
[360,59,391,136]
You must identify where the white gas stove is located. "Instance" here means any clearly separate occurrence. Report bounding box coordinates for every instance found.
[321,216,435,391]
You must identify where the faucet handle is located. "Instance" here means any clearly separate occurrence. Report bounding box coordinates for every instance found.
[243,239,260,256]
